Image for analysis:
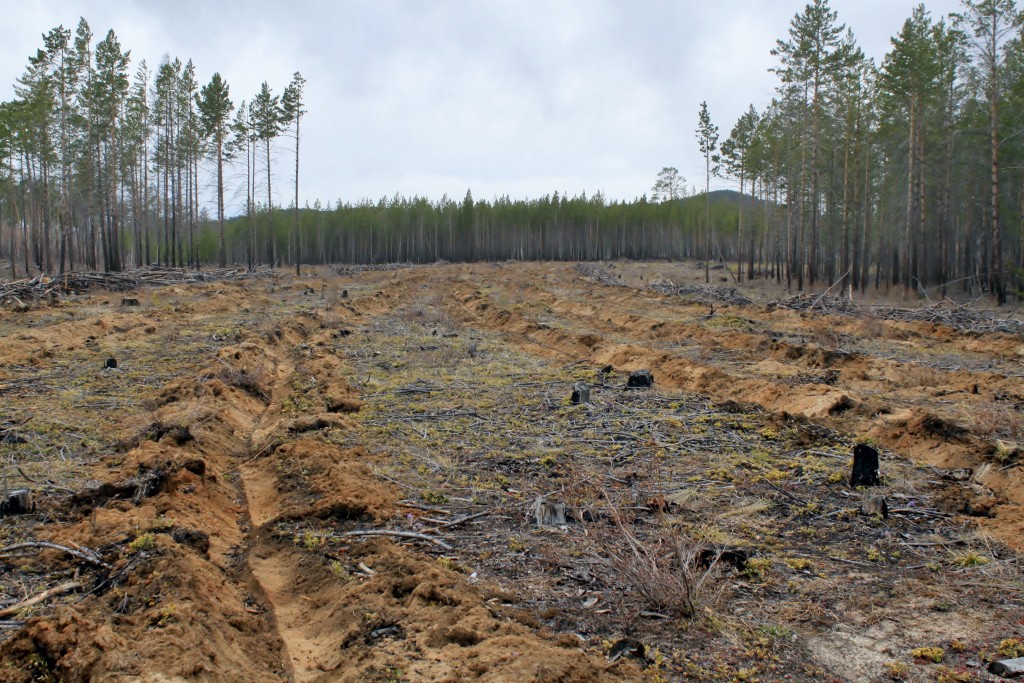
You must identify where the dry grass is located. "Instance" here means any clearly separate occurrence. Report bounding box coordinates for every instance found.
[964,404,1024,443]
[593,508,728,619]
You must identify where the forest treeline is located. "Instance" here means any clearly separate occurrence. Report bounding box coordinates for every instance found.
[3,3,1024,302]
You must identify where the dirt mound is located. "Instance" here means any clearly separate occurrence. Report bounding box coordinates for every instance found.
[249,540,634,682]
[244,440,396,526]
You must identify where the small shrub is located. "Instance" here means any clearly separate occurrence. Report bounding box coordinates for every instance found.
[951,550,989,568]
[744,557,772,581]
[538,454,558,469]
[884,661,909,680]
[330,560,350,581]
[129,532,156,552]
[999,638,1024,658]
[215,361,271,400]
[934,667,972,682]
[784,557,812,571]
[910,646,944,663]
[422,490,448,505]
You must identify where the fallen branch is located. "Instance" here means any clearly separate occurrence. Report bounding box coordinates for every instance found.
[0,541,110,569]
[338,530,453,550]
[17,467,76,494]
[887,507,953,519]
[425,511,489,529]
[0,581,83,619]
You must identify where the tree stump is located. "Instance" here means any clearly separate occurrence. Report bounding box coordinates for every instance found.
[989,657,1024,677]
[533,497,566,527]
[0,489,34,516]
[860,493,888,518]
[850,443,880,487]
[627,370,654,388]
[104,357,118,369]
[571,381,591,405]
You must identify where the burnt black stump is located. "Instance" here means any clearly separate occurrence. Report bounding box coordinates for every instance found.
[627,370,654,388]
[850,443,881,487]
[0,489,34,516]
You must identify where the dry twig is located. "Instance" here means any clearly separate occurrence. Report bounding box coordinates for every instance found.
[0,581,82,619]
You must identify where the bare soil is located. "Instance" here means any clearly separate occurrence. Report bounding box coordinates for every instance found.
[0,261,1021,682]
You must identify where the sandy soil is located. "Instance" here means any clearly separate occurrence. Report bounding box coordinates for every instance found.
[0,261,1020,682]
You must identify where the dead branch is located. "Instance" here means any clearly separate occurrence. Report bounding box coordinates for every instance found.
[0,541,110,569]
[337,530,453,550]
[647,276,754,306]
[574,263,626,287]
[0,581,83,619]
[423,511,489,528]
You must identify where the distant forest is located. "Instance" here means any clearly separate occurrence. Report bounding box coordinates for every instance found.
[4,2,1024,302]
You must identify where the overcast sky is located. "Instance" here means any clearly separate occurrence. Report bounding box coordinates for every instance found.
[3,0,964,213]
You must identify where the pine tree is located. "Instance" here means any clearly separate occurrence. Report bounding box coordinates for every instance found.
[720,105,760,281]
[696,101,719,283]
[251,81,282,265]
[772,0,847,288]
[956,0,1023,304]
[198,72,233,267]
[282,71,306,275]
[651,167,686,202]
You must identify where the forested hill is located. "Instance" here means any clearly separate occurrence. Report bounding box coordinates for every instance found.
[4,2,1024,302]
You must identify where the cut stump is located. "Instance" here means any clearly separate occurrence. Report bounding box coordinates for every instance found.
[627,370,654,388]
[850,443,880,488]
[571,382,591,405]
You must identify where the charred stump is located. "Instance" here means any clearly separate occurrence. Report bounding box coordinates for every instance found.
[627,370,654,388]
[0,489,34,516]
[850,443,881,488]
[571,382,591,405]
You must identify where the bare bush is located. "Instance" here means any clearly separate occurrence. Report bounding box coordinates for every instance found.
[599,513,726,618]
[577,477,728,619]
[213,359,272,400]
